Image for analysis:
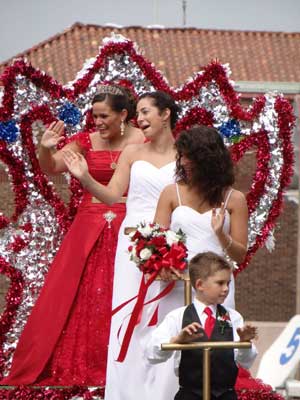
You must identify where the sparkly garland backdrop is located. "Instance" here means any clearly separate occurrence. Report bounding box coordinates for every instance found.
[0,34,295,399]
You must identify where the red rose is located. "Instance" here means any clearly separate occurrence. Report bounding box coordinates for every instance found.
[148,236,167,247]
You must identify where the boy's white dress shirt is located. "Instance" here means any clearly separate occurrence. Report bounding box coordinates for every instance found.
[145,298,257,376]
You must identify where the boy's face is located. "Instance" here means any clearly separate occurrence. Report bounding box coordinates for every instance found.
[195,269,231,305]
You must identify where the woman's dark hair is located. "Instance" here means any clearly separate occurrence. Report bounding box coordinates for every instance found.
[175,125,235,206]
[138,91,181,129]
[92,84,136,122]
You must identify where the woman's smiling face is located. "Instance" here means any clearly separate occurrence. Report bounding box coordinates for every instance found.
[92,100,124,139]
[136,97,166,139]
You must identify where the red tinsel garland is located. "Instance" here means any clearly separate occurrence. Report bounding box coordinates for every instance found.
[0,385,284,400]
[236,390,284,400]
[0,141,28,224]
[0,385,104,400]
[236,97,295,273]
[231,131,271,214]
[173,107,214,136]
[0,257,24,373]
[19,105,71,233]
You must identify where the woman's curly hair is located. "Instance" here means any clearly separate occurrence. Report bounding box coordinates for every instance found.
[175,125,235,206]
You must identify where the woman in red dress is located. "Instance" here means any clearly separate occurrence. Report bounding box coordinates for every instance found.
[1,84,144,387]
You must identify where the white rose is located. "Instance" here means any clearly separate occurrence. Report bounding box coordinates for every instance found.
[129,247,139,263]
[165,230,179,246]
[132,255,140,264]
[140,248,153,260]
[139,224,153,237]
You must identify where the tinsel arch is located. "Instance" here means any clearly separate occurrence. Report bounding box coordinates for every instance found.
[0,34,294,399]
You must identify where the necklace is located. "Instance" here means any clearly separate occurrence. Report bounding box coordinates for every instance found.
[107,141,119,170]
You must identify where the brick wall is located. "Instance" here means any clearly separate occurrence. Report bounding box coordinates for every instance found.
[0,152,298,322]
[235,198,298,321]
[234,152,298,321]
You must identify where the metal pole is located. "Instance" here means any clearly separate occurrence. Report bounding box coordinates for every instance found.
[184,277,192,305]
[203,347,211,400]
[154,273,191,306]
[161,341,251,399]
[182,0,187,27]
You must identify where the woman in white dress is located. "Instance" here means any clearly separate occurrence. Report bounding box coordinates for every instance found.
[151,125,248,400]
[154,125,248,312]
[63,91,181,400]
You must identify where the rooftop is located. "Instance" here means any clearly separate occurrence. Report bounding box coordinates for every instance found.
[1,23,299,87]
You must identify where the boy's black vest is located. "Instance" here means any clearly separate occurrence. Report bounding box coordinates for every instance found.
[178,304,238,397]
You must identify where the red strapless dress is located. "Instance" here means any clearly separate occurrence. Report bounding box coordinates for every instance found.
[1,132,125,387]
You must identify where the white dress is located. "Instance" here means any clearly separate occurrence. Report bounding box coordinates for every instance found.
[105,160,176,400]
[153,185,235,400]
[167,184,235,311]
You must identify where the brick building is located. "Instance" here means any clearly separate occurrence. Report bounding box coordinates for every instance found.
[0,23,299,324]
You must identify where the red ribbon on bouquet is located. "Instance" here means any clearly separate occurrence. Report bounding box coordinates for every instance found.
[116,271,157,362]
[161,243,187,271]
[116,271,177,362]
[115,242,187,362]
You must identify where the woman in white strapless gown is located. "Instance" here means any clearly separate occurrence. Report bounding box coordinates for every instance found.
[63,91,181,400]
[155,126,248,311]
[151,126,248,400]
[166,184,234,306]
[106,159,177,399]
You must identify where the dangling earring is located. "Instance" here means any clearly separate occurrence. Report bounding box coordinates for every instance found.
[163,120,168,129]
[120,120,125,136]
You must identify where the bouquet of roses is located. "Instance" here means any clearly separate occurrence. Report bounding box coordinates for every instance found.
[128,222,187,274]
[114,223,187,363]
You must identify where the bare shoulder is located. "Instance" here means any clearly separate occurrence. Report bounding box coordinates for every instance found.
[227,189,247,210]
[161,183,177,197]
[119,142,145,162]
[159,183,178,206]
[230,189,246,202]
[126,126,145,144]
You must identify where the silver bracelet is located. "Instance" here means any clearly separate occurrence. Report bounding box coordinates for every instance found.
[223,235,233,253]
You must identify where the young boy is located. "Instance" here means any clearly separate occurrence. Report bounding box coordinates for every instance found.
[146,251,258,400]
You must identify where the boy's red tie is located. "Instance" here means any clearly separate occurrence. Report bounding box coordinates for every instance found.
[204,307,215,338]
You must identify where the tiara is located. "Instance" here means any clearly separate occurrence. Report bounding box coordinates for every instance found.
[96,84,123,96]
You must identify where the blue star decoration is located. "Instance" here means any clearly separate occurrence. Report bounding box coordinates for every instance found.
[58,102,82,126]
[0,120,19,143]
[219,119,242,142]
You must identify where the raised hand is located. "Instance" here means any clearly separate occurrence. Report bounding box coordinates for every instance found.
[237,324,258,342]
[41,121,65,149]
[172,322,204,344]
[62,149,89,181]
[211,202,226,235]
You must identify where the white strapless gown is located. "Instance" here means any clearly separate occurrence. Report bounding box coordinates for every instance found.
[153,204,235,400]
[105,160,176,400]
[168,204,234,310]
